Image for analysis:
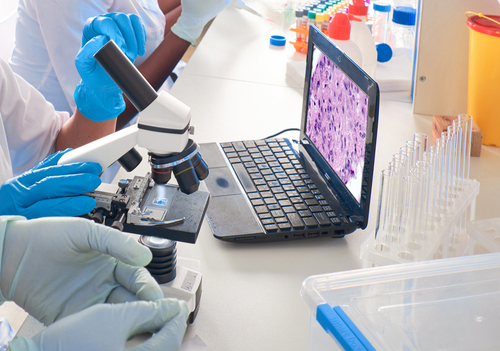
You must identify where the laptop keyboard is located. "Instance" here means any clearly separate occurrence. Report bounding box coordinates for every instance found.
[220,138,345,233]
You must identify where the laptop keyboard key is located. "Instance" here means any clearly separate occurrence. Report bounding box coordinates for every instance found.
[303,217,318,227]
[298,210,313,217]
[287,213,305,228]
[251,199,264,206]
[294,203,308,211]
[255,205,268,214]
[232,141,246,151]
[314,212,331,226]
[261,218,275,225]
[278,223,292,230]
[232,163,257,192]
[264,224,278,232]
[271,209,285,217]
[309,205,323,212]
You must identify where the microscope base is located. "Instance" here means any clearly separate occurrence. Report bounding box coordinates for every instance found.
[160,257,202,324]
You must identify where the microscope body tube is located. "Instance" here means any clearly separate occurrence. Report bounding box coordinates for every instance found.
[94,40,157,112]
[95,40,192,156]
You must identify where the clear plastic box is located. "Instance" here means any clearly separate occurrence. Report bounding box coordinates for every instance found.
[300,252,500,350]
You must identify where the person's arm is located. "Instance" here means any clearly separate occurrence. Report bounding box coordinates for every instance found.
[116,0,235,129]
[157,0,181,15]
[0,57,67,175]
[55,110,116,151]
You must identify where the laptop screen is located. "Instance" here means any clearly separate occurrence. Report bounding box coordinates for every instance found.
[300,26,379,228]
[305,46,369,203]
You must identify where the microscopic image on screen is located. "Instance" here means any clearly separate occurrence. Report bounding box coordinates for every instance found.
[305,48,369,202]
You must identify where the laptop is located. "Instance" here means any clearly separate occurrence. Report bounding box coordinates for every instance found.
[199,25,380,243]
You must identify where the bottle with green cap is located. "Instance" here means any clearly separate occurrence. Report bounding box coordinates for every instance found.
[307,10,317,30]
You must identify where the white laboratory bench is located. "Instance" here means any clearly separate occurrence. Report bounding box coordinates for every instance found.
[14,4,500,351]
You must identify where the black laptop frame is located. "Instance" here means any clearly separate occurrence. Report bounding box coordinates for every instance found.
[298,26,380,230]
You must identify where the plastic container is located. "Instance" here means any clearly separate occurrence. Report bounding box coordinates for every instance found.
[466,14,500,147]
[328,13,363,68]
[371,2,391,43]
[308,10,317,30]
[387,6,416,61]
[301,252,500,350]
[348,0,377,77]
[315,12,330,35]
[295,9,305,42]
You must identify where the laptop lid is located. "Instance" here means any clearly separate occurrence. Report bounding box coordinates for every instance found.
[298,25,379,230]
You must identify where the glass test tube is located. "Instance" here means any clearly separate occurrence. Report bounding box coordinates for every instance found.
[413,133,428,163]
[458,114,472,180]
[447,124,458,194]
[398,175,420,260]
[374,169,397,242]
[406,140,421,166]
[416,160,432,234]
[452,120,463,189]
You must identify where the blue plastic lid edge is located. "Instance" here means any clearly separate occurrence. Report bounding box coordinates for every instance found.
[316,304,376,351]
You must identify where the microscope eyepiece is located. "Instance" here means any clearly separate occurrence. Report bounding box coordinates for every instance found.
[149,139,209,194]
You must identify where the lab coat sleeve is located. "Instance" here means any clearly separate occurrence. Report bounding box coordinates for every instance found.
[0,57,69,176]
[16,0,114,113]
[0,216,26,304]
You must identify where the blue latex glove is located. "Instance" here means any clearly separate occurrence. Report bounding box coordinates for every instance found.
[9,299,189,351]
[74,13,147,122]
[0,150,102,219]
[0,216,164,325]
[171,0,233,46]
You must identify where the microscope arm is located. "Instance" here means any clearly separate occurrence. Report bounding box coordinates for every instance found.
[58,124,139,171]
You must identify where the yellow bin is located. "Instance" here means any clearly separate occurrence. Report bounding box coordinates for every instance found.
[467,13,500,146]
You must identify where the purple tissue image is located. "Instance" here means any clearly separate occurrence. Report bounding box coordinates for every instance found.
[306,51,368,202]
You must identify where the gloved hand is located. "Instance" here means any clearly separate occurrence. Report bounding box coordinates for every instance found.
[0,216,163,325]
[0,149,101,219]
[171,0,233,46]
[74,13,147,122]
[9,299,189,351]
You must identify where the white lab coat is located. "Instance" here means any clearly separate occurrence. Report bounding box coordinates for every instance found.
[10,0,166,114]
[0,56,68,185]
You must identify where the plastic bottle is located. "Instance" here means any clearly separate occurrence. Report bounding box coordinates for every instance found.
[328,12,363,68]
[372,2,391,43]
[387,6,416,61]
[307,10,317,30]
[295,9,305,42]
[315,12,330,35]
[348,0,378,77]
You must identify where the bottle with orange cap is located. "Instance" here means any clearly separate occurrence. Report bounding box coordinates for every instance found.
[328,12,363,67]
[348,0,378,77]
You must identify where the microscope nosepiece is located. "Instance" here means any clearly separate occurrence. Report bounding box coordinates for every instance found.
[149,139,209,194]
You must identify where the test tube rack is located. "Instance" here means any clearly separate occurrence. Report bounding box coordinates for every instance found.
[466,217,500,254]
[360,178,479,267]
[360,121,479,267]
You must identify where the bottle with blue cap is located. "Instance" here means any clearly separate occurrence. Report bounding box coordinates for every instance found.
[372,2,391,43]
[387,6,417,61]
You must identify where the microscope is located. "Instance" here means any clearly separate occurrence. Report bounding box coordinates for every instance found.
[58,40,209,323]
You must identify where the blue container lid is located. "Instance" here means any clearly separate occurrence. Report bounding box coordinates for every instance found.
[376,43,392,63]
[373,2,391,13]
[270,35,286,46]
[392,6,416,26]
[295,9,303,17]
